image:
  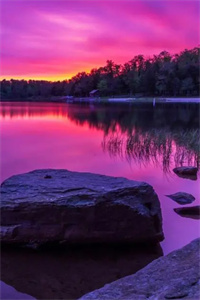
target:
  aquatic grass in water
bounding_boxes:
[102,127,199,173]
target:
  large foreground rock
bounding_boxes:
[79,238,200,300]
[0,169,163,246]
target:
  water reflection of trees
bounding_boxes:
[67,103,200,172]
[1,102,199,172]
[0,102,69,119]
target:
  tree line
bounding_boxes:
[1,47,199,100]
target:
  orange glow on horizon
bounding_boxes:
[0,67,93,82]
[0,75,71,82]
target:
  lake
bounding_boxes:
[0,101,200,299]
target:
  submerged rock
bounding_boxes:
[166,192,195,205]
[0,169,163,246]
[79,238,200,300]
[1,243,163,299]
[174,206,200,220]
[173,166,198,180]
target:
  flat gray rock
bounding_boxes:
[79,238,200,300]
[173,166,198,180]
[0,169,163,246]
[166,192,195,205]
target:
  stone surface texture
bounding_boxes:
[166,192,195,205]
[0,169,163,245]
[79,238,200,300]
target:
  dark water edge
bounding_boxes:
[1,243,162,300]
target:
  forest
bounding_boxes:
[1,47,199,100]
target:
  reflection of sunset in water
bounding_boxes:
[1,102,200,255]
[0,102,69,120]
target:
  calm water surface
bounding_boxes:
[1,101,200,253]
[0,101,200,299]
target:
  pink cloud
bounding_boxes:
[1,0,199,80]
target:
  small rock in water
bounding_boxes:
[174,206,200,220]
[166,192,195,205]
[173,166,198,180]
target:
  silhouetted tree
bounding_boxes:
[1,47,199,100]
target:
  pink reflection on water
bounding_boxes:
[0,102,200,254]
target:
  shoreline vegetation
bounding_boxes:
[1,47,199,101]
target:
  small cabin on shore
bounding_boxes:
[89,89,100,98]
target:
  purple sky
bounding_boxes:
[1,0,199,81]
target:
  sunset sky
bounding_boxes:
[1,0,199,81]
